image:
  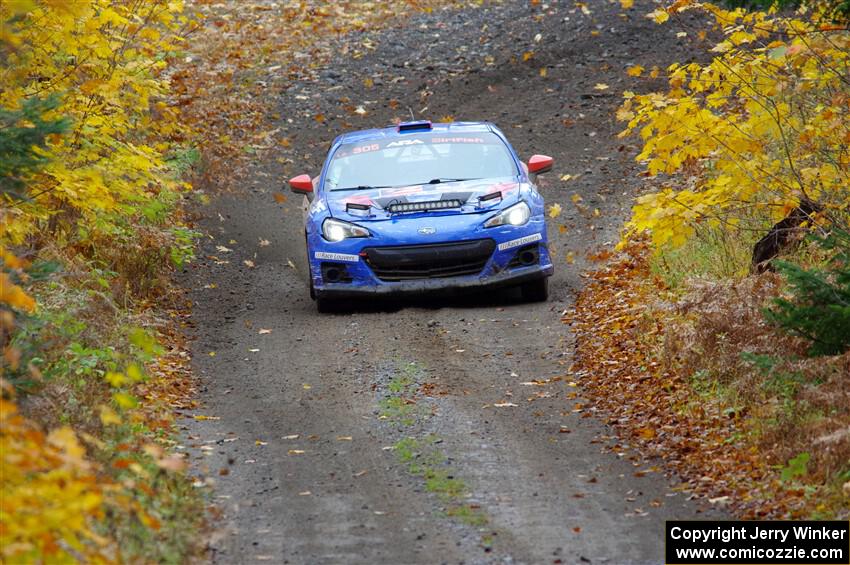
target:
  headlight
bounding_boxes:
[322,218,370,242]
[484,201,531,228]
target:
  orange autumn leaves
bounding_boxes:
[567,241,794,518]
[1,393,115,563]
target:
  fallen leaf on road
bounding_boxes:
[493,402,518,407]
[282,434,299,440]
[216,245,232,253]
[156,455,188,472]
[298,491,311,496]
[259,238,270,246]
[258,329,272,334]
[336,436,353,441]
[249,348,260,352]
[594,83,609,90]
[548,203,562,218]
[255,440,267,446]
[288,449,305,455]
[243,259,255,268]
[193,415,220,421]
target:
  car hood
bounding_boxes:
[324,178,523,222]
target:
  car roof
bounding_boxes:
[336,121,497,144]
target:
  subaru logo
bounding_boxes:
[418,227,436,235]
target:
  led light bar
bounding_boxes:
[387,199,463,214]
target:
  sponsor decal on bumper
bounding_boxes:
[315,251,360,262]
[497,232,543,251]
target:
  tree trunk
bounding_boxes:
[751,198,820,273]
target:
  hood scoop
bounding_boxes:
[345,201,373,218]
[386,199,463,215]
[477,191,502,208]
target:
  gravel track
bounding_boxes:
[181,2,718,563]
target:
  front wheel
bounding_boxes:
[520,277,549,302]
[315,296,337,313]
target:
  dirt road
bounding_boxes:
[181,2,717,563]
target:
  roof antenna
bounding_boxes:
[407,107,415,121]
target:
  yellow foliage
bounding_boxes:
[620,2,850,249]
[0,0,191,246]
[0,2,194,561]
[0,393,117,563]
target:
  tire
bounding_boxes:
[315,296,337,313]
[520,277,549,302]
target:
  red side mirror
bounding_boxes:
[528,155,554,175]
[289,174,313,194]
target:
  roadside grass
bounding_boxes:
[570,239,849,519]
[649,224,756,289]
[5,199,205,562]
[381,363,489,528]
[0,30,202,560]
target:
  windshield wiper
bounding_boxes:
[330,184,395,192]
[423,177,482,184]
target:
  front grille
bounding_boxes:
[363,239,495,281]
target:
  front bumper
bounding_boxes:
[315,263,553,298]
[307,217,553,298]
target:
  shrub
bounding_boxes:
[766,230,850,356]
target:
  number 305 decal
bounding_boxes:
[352,144,379,154]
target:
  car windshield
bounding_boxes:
[324,131,518,192]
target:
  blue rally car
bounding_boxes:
[288,120,555,312]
